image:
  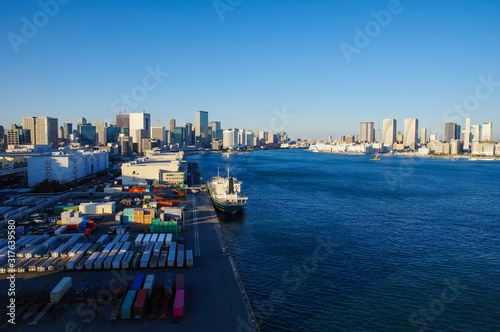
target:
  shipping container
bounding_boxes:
[66,252,85,270]
[96,234,110,245]
[175,274,184,290]
[121,251,135,269]
[167,250,176,268]
[150,234,159,243]
[50,277,72,303]
[158,253,168,268]
[186,250,193,268]
[121,290,137,319]
[134,234,144,245]
[143,234,152,244]
[177,246,184,268]
[143,274,155,298]
[133,289,148,319]
[120,234,131,242]
[132,274,145,290]
[85,252,100,269]
[173,289,184,318]
[51,243,70,257]
[131,252,142,268]
[75,256,88,270]
[68,243,84,257]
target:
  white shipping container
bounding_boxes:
[120,234,130,242]
[167,250,175,267]
[176,249,184,268]
[150,234,159,243]
[143,234,152,244]
[158,234,166,245]
[143,274,155,298]
[186,250,193,268]
[50,277,72,303]
[85,252,100,269]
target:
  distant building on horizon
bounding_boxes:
[382,119,397,146]
[481,122,492,141]
[420,128,427,144]
[464,117,471,151]
[22,116,58,148]
[359,122,375,143]
[403,118,418,149]
[195,111,209,147]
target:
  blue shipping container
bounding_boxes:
[131,274,145,290]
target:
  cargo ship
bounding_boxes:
[207,168,248,214]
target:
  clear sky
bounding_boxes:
[1,0,499,140]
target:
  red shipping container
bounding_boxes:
[173,290,184,318]
[133,289,148,319]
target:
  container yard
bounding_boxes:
[0,162,258,332]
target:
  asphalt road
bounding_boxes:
[0,162,258,332]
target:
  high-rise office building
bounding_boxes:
[382,119,397,145]
[223,129,238,149]
[129,111,151,152]
[183,123,194,146]
[359,122,375,143]
[106,126,121,144]
[169,118,176,144]
[471,125,481,141]
[481,122,492,141]
[79,124,96,147]
[245,130,255,147]
[195,111,209,146]
[208,121,222,140]
[63,122,72,140]
[94,121,108,146]
[116,114,130,135]
[151,126,166,146]
[403,118,418,149]
[444,122,458,143]
[464,118,471,150]
[173,127,185,145]
[6,126,31,146]
[420,128,427,144]
[22,116,58,148]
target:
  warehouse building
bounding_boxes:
[121,152,186,186]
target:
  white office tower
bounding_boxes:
[464,118,471,150]
[382,119,397,146]
[481,122,492,141]
[223,129,238,149]
[404,118,419,149]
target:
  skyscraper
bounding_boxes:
[116,114,130,135]
[420,128,427,144]
[382,119,397,146]
[79,124,96,147]
[151,126,166,146]
[183,123,194,146]
[481,122,492,141]
[403,118,418,149]
[471,125,481,142]
[94,121,108,146]
[63,122,73,140]
[464,118,471,150]
[208,121,222,140]
[444,122,457,143]
[359,122,375,142]
[129,111,151,152]
[22,116,58,148]
[195,111,209,146]
[169,118,176,144]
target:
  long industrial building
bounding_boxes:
[27,151,109,187]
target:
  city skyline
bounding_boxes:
[1,1,499,139]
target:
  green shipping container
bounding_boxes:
[121,290,137,319]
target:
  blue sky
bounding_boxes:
[1,0,499,140]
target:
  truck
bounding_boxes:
[121,290,137,319]
[186,250,193,268]
[50,277,72,303]
[133,289,148,319]
[131,274,145,290]
[167,250,176,268]
[75,282,89,301]
[143,274,155,298]
[173,289,184,318]
[158,253,168,268]
[165,273,175,296]
[140,242,154,268]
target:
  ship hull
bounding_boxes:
[211,199,245,214]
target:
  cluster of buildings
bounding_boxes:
[315,118,498,156]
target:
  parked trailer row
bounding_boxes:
[140,242,155,268]
[94,243,115,269]
[104,242,123,269]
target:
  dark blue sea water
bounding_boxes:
[190,150,500,332]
